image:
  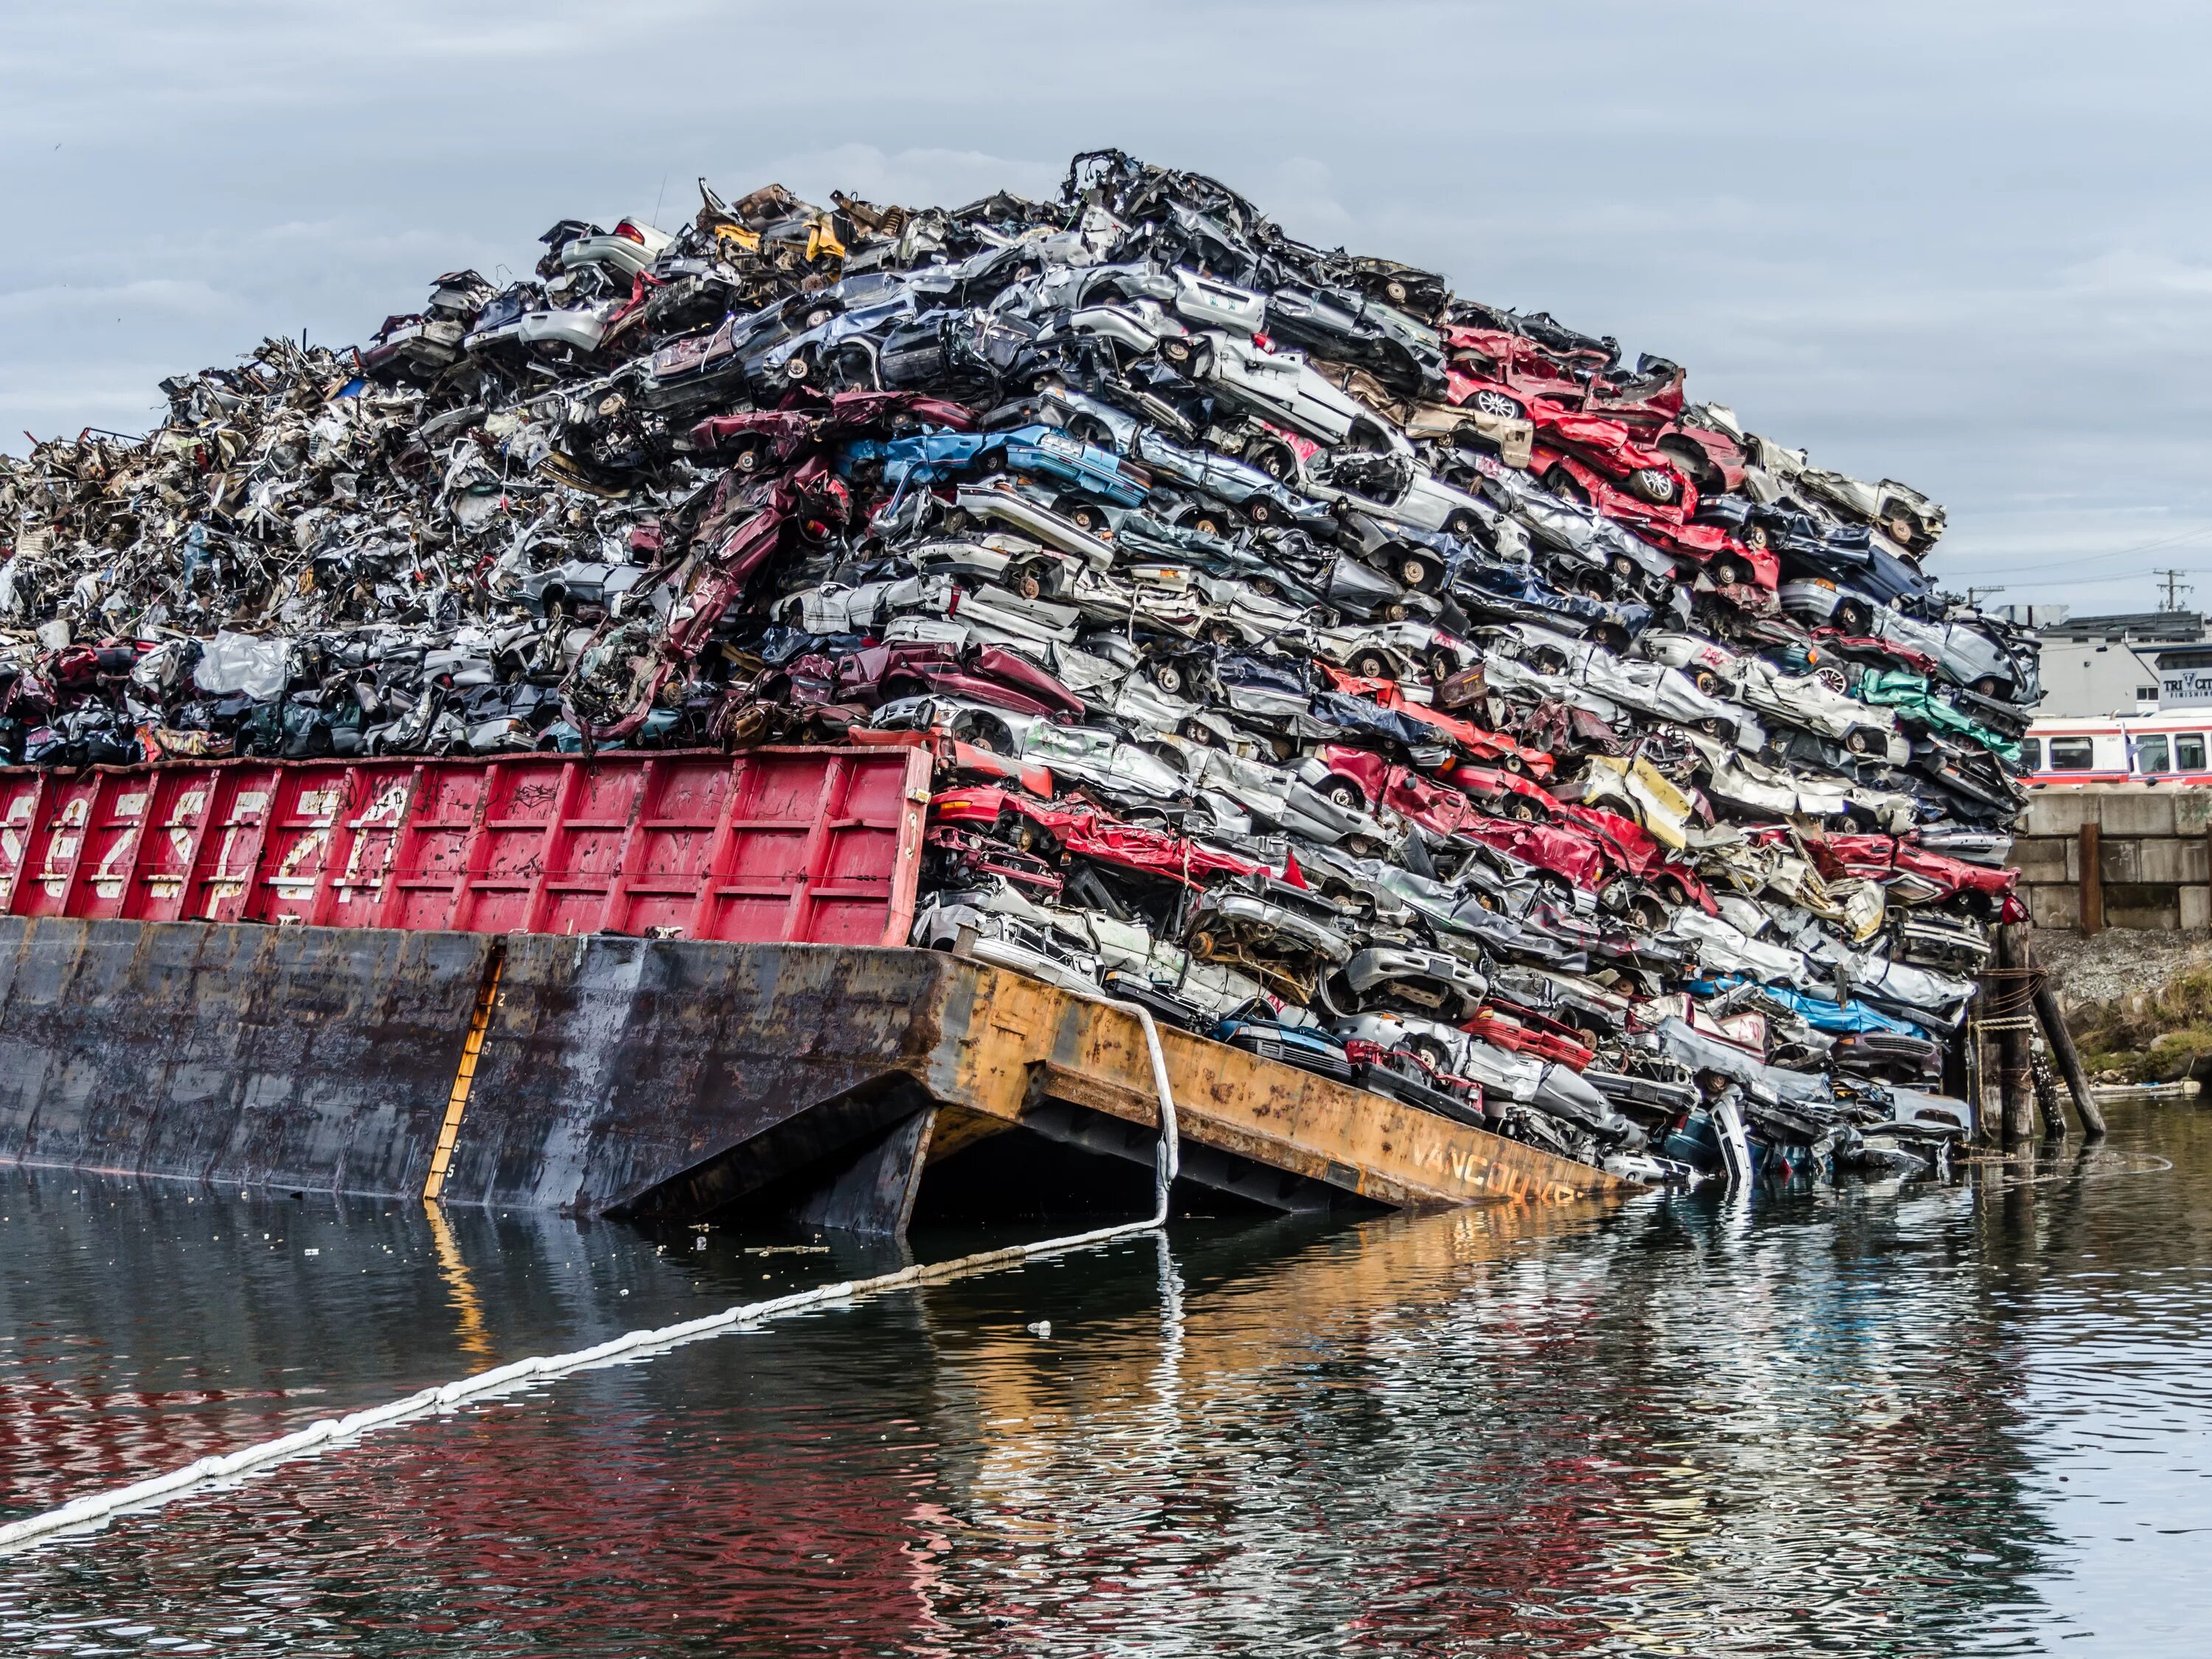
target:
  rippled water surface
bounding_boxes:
[4,1103,2210,1655]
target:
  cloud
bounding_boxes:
[4,0,2211,612]
[0,278,229,321]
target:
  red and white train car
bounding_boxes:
[2024,712,2212,785]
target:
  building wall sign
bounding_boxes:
[2159,667,2212,706]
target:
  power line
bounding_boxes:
[1947,523,2212,579]
[2004,567,2212,593]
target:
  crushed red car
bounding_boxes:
[930,787,1267,886]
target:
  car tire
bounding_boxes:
[1352,650,1390,678]
[1472,388,1521,421]
[976,447,1007,475]
[959,714,1014,755]
[1545,466,1588,504]
[1627,467,1677,504]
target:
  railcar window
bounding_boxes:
[2137,736,2171,774]
[2048,737,2096,771]
[2021,737,2042,769]
[2180,734,2208,771]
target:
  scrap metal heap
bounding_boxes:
[0,150,2038,1186]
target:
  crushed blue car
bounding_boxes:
[843,422,1148,507]
[1211,1016,1356,1085]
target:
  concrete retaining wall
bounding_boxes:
[2013,787,2212,931]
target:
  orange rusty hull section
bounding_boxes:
[920,958,1630,1209]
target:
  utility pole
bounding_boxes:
[1967,585,2006,608]
[2155,568,2193,611]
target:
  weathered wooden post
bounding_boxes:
[2015,931,2070,1138]
[1994,925,2036,1146]
[2031,964,2108,1138]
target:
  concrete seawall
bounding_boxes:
[2013,787,2212,931]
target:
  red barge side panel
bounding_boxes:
[0,746,931,948]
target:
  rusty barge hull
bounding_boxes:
[0,917,1630,1233]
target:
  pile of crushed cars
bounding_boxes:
[0,150,2037,1188]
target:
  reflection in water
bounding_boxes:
[1,1108,2208,1655]
[421,1200,495,1363]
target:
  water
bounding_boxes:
[2,1105,2208,1656]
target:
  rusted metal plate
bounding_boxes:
[443,936,951,1214]
[0,917,488,1194]
[924,959,1630,1206]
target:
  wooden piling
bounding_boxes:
[2031,964,2109,1138]
[1994,926,2036,1147]
[2014,931,2070,1138]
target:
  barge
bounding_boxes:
[0,747,1627,1237]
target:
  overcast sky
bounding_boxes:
[5,1,2209,616]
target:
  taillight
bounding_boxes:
[615,220,648,244]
